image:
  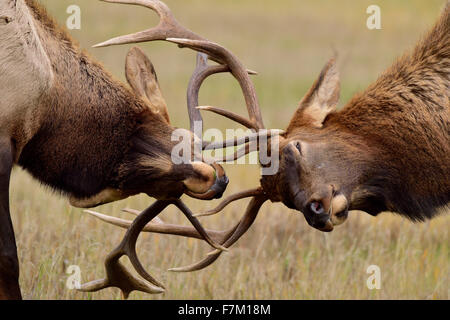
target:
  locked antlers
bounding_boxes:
[95,0,281,160]
[94,0,264,131]
[86,193,268,275]
[80,0,277,297]
[79,199,230,297]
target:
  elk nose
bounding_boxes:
[208,163,229,199]
[307,200,334,232]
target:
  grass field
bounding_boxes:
[10,0,449,299]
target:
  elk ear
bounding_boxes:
[289,58,340,129]
[125,47,170,123]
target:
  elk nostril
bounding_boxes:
[310,201,325,215]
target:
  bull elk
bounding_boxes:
[87,0,449,297]
[0,0,288,299]
[1,0,448,299]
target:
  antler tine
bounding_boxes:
[79,200,171,298]
[197,105,255,129]
[94,0,205,49]
[122,208,164,225]
[194,187,263,217]
[212,141,258,163]
[169,195,267,272]
[85,209,235,243]
[203,129,284,151]
[168,38,264,130]
[172,199,229,252]
[187,53,228,133]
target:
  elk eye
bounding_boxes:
[295,142,302,154]
[310,201,324,214]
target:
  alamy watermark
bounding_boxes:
[66,265,81,290]
[367,5,381,30]
[366,265,381,290]
[66,5,81,30]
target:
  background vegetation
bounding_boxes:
[11,0,449,299]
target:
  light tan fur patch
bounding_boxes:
[183,162,215,194]
[69,188,127,208]
[330,194,348,225]
[0,0,53,140]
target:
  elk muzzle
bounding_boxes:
[283,142,348,232]
[184,162,229,200]
[303,194,349,231]
[293,194,334,232]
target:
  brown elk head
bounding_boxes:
[261,58,352,232]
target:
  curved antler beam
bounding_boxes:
[79,199,229,298]
[93,0,265,131]
[167,38,264,130]
[79,200,170,298]
[169,195,268,272]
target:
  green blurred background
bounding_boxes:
[11,0,448,300]
[40,0,445,130]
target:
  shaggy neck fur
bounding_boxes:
[325,5,449,220]
[17,0,174,198]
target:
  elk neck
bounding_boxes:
[323,7,449,219]
[16,0,176,199]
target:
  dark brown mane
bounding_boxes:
[17,1,172,199]
[321,3,450,221]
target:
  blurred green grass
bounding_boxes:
[10,0,449,299]
[39,0,445,128]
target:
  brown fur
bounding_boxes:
[263,3,449,223]
[16,0,219,201]
[0,0,230,299]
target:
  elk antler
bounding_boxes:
[79,199,229,297]
[186,53,230,133]
[166,37,264,130]
[82,0,276,296]
[79,200,170,298]
[94,0,265,131]
[170,195,268,272]
[85,192,268,274]
[96,0,284,163]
